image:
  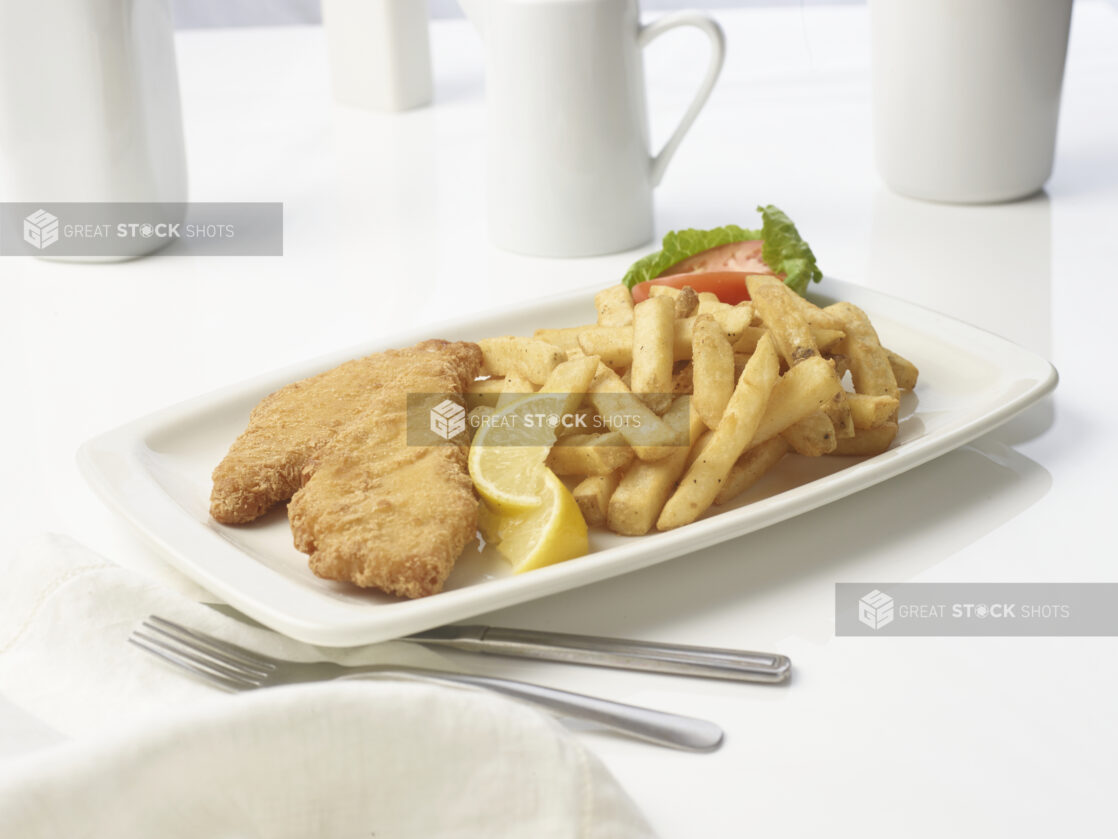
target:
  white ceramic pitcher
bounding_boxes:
[460,0,725,257]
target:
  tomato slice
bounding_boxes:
[662,240,769,277]
[630,240,781,304]
[631,271,771,305]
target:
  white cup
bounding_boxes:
[871,0,1073,204]
[465,0,725,257]
[0,0,187,260]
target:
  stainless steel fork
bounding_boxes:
[129,615,724,752]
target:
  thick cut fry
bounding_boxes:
[496,371,537,409]
[691,314,734,430]
[631,296,675,414]
[674,285,699,319]
[831,422,898,456]
[607,400,704,535]
[847,392,901,429]
[595,285,634,326]
[781,410,837,456]
[827,302,899,401]
[714,437,790,506]
[547,432,635,476]
[466,377,504,410]
[745,273,845,331]
[657,334,780,530]
[651,284,699,318]
[573,471,623,527]
[578,308,753,369]
[751,355,845,445]
[886,349,919,390]
[479,337,565,385]
[537,355,599,414]
[533,326,589,353]
[734,325,844,354]
[746,274,819,366]
[587,364,683,461]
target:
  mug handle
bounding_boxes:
[639,11,726,187]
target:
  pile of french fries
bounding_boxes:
[468,276,918,536]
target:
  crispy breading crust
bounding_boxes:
[286,341,483,598]
[210,340,463,524]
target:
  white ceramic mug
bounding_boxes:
[871,0,1073,204]
[0,0,187,260]
[461,0,725,257]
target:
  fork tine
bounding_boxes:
[146,615,277,673]
[128,635,256,692]
[139,623,272,681]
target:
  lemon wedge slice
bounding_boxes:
[485,469,588,574]
[468,394,563,514]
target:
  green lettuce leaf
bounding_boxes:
[756,204,822,297]
[620,205,822,297]
[621,224,760,290]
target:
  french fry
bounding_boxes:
[847,392,900,429]
[466,377,504,410]
[826,302,899,401]
[746,273,845,330]
[537,355,598,412]
[479,336,565,385]
[746,274,819,366]
[780,410,837,456]
[751,355,845,445]
[691,314,734,430]
[587,364,683,461]
[631,296,675,414]
[831,422,898,456]
[577,308,753,368]
[573,471,623,528]
[674,285,699,319]
[651,285,699,318]
[749,276,852,437]
[697,297,732,315]
[547,432,635,476]
[533,326,588,353]
[496,371,537,409]
[714,436,790,506]
[886,348,919,390]
[733,325,844,354]
[607,399,704,535]
[595,285,634,326]
[657,334,780,530]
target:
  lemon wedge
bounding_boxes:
[484,469,588,573]
[467,394,562,514]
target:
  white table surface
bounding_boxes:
[3,4,1118,836]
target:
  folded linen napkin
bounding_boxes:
[0,535,656,838]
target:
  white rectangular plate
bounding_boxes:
[78,279,1056,646]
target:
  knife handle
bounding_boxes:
[420,626,791,684]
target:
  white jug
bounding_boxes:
[0,0,187,260]
[460,0,725,257]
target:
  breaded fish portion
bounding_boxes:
[288,341,483,598]
[210,340,474,524]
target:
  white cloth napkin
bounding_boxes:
[0,535,656,838]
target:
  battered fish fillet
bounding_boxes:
[288,341,483,599]
[210,340,471,524]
